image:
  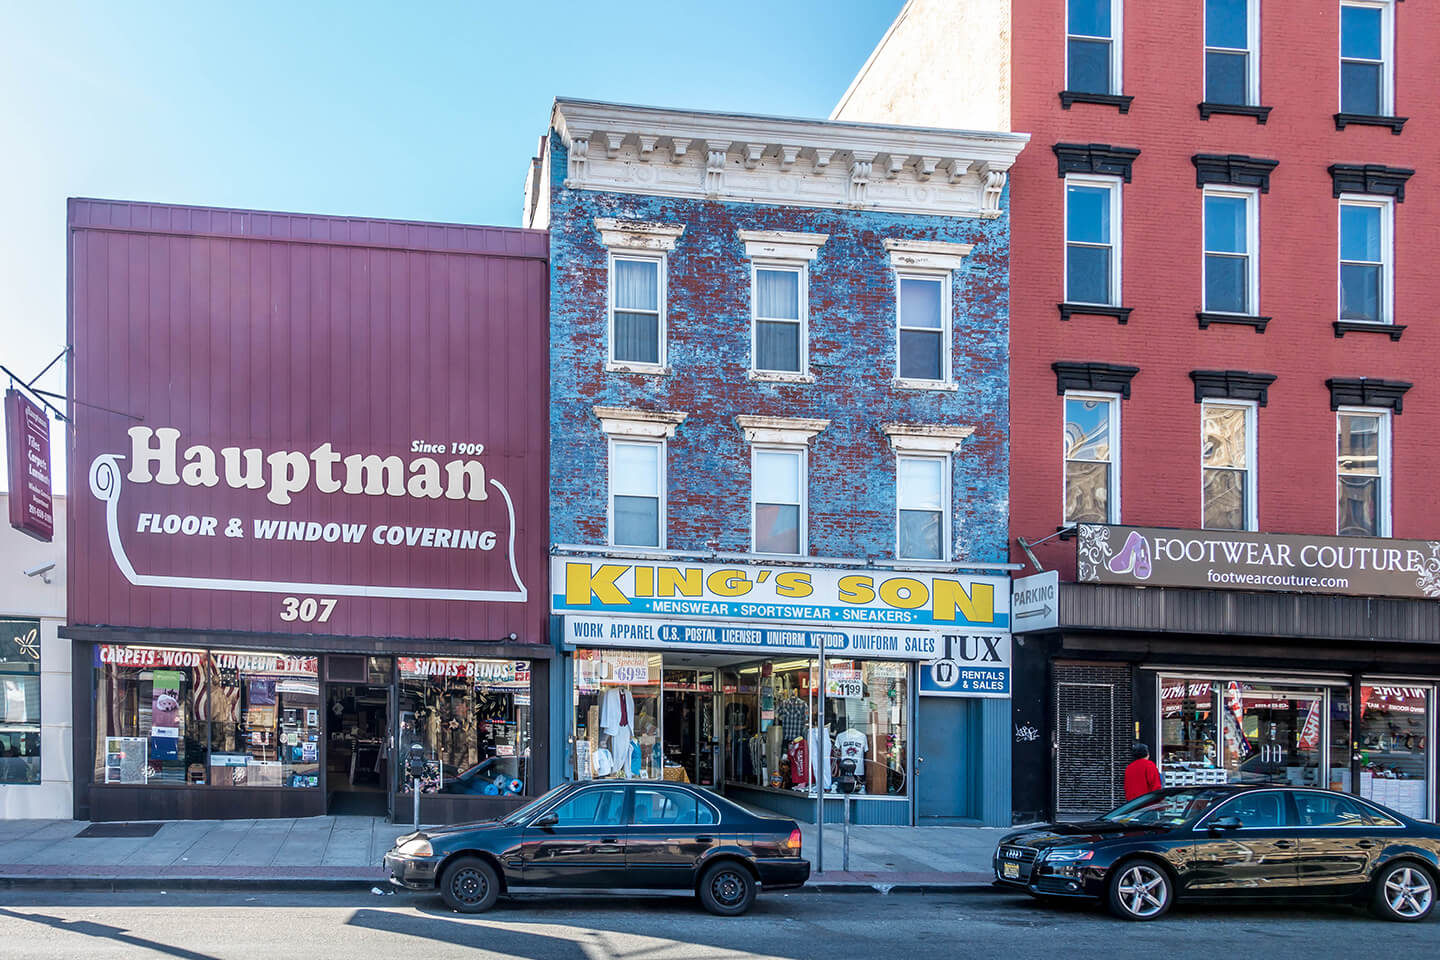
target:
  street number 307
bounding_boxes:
[280,597,337,622]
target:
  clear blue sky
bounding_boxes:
[0,0,902,491]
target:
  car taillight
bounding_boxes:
[784,828,802,855]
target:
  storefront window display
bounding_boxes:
[94,645,320,788]
[397,658,532,797]
[0,618,42,785]
[94,645,208,785]
[1358,685,1431,820]
[573,650,662,780]
[208,652,320,788]
[1160,676,1332,788]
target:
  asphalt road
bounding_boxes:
[0,888,1433,959]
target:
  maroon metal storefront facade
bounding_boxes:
[66,199,551,821]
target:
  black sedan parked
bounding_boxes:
[384,780,809,915]
[994,785,1439,922]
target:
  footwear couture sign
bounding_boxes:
[1078,523,1440,600]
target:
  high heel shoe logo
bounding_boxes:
[1106,530,1153,580]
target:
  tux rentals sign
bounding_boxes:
[1077,523,1440,601]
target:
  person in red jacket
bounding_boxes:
[1123,742,1163,800]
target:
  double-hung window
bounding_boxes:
[1337,410,1390,537]
[610,255,663,367]
[610,439,664,548]
[1064,393,1119,524]
[1065,178,1120,306]
[1340,1,1394,116]
[1205,0,1258,105]
[897,456,948,561]
[1067,0,1122,95]
[896,274,949,383]
[753,448,805,555]
[1201,402,1256,531]
[753,265,804,374]
[1203,189,1258,315]
[1339,198,1392,325]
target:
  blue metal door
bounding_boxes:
[917,698,972,821]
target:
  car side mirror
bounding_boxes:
[1208,816,1242,834]
[532,812,559,829]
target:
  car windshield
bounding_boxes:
[1100,789,1232,826]
[499,785,570,825]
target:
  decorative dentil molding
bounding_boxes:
[734,415,831,445]
[594,218,685,252]
[881,422,976,454]
[553,98,1029,220]
[593,406,688,439]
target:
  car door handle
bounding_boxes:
[1273,840,1297,849]
[695,836,714,843]
[599,836,620,844]
[1357,840,1379,849]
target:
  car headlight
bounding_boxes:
[1043,848,1094,862]
[397,837,433,857]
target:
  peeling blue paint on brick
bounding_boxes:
[547,133,1012,565]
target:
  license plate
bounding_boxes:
[1002,862,1020,880]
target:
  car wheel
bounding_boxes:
[698,861,756,917]
[1372,862,1435,922]
[440,856,500,914]
[1107,860,1172,921]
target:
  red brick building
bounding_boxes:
[838,1,1440,823]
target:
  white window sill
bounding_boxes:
[606,361,672,376]
[748,370,816,384]
[892,378,958,392]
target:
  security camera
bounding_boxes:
[24,562,56,584]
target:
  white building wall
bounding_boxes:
[0,494,71,819]
[831,0,1012,132]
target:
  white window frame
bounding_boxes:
[1065,0,1124,95]
[750,261,808,376]
[1335,406,1392,538]
[1339,0,1395,116]
[1199,400,1259,532]
[893,270,953,387]
[607,252,666,371]
[1063,175,1123,307]
[895,454,951,562]
[1337,195,1394,326]
[1062,390,1122,525]
[750,445,807,557]
[607,437,666,549]
[1203,0,1261,105]
[1201,186,1260,316]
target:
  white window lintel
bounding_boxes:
[884,238,975,272]
[738,229,829,262]
[883,422,975,454]
[595,218,685,252]
[735,415,830,446]
[594,405,688,439]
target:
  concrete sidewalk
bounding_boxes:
[0,816,1003,891]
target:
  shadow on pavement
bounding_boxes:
[0,907,223,960]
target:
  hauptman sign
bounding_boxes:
[67,199,550,640]
[1078,523,1440,601]
[5,388,53,542]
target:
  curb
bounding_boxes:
[0,875,1003,895]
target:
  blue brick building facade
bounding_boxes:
[528,100,1027,826]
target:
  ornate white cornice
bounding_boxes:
[883,238,975,271]
[735,415,831,445]
[594,218,685,251]
[882,422,976,453]
[737,229,829,261]
[593,406,688,439]
[553,98,1028,219]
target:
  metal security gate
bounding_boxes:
[1054,665,1132,820]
